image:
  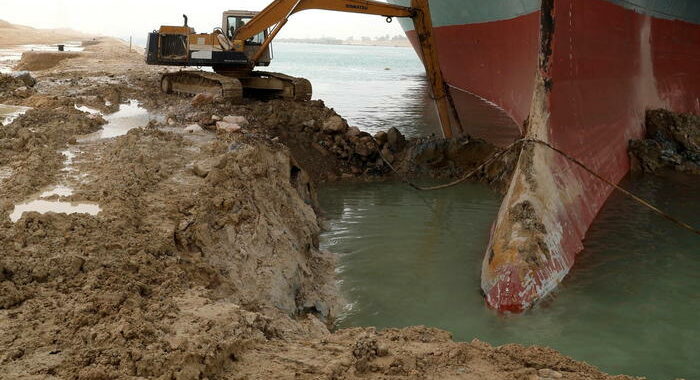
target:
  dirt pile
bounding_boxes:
[134,96,517,190]
[0,119,338,377]
[0,72,36,99]
[16,51,83,71]
[247,99,516,187]
[0,103,104,203]
[629,109,700,174]
[234,327,637,379]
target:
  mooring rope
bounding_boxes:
[372,137,700,236]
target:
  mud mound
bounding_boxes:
[0,105,104,204]
[147,97,516,188]
[629,109,700,174]
[233,327,638,379]
[15,51,82,71]
[243,99,514,184]
[0,72,36,99]
[0,124,338,378]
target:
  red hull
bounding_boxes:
[407,12,540,146]
[409,0,700,311]
[486,0,700,312]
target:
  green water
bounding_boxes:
[269,42,440,137]
[320,176,700,380]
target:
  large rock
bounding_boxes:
[184,124,203,134]
[192,155,225,178]
[223,115,249,127]
[354,142,372,157]
[13,86,32,98]
[322,115,347,133]
[386,127,406,152]
[346,126,361,137]
[380,146,394,164]
[10,71,36,87]
[216,121,241,133]
[374,131,388,145]
[191,93,214,107]
[646,108,700,152]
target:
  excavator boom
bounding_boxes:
[234,0,414,42]
[234,0,461,138]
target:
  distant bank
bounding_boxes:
[277,37,411,48]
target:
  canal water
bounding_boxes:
[268,43,700,379]
[269,42,440,137]
[319,176,700,380]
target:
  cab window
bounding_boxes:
[227,16,265,44]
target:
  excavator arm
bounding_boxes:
[235,0,462,138]
[235,0,414,41]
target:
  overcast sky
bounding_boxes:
[1,0,405,43]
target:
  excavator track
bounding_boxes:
[252,71,313,101]
[160,71,243,102]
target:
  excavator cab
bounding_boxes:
[145,10,311,103]
[222,10,271,66]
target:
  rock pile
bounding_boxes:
[136,93,517,188]
[629,109,700,174]
[236,99,517,187]
[0,72,36,99]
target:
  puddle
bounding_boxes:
[78,100,159,141]
[61,150,76,166]
[74,104,101,115]
[0,49,22,73]
[9,183,99,222]
[0,104,31,126]
[40,185,74,197]
[9,199,101,222]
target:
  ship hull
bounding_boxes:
[393,0,700,311]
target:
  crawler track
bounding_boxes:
[161,71,244,102]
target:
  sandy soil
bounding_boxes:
[0,22,640,379]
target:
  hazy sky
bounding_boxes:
[1,0,405,42]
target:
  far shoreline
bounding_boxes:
[276,39,412,48]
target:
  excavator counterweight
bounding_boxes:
[145,0,460,138]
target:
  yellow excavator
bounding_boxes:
[145,0,459,137]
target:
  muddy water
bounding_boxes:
[0,104,31,125]
[320,175,700,379]
[6,100,156,222]
[9,199,101,222]
[78,100,158,141]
